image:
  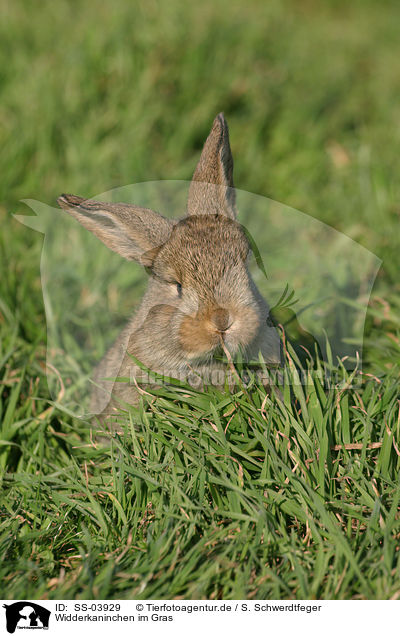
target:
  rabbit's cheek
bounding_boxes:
[227,307,260,348]
[179,315,220,356]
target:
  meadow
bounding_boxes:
[1,0,400,599]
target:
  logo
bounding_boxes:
[3,603,50,634]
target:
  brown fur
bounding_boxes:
[57,113,280,417]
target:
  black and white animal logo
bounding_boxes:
[3,602,50,634]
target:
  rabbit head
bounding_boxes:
[148,213,261,360]
[57,114,280,407]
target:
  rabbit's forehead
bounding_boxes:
[156,215,249,285]
[172,215,248,257]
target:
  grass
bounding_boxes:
[1,0,400,599]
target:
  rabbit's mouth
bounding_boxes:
[178,307,259,361]
[182,342,233,367]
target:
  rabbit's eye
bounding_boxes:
[176,282,182,298]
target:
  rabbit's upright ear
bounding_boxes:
[187,112,237,219]
[57,195,173,266]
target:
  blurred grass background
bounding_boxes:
[2,0,400,324]
[1,0,400,600]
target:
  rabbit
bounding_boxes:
[57,113,281,417]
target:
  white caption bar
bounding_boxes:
[1,600,395,636]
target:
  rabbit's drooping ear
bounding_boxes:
[187,112,237,219]
[57,194,173,266]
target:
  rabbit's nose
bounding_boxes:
[210,308,231,332]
